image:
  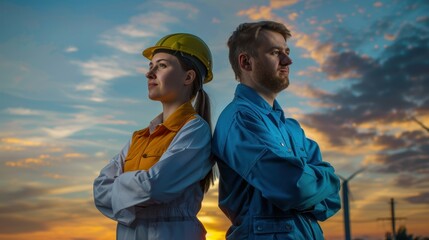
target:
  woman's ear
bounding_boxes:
[238,53,252,71]
[184,70,196,86]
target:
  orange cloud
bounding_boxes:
[270,0,298,8]
[384,33,396,41]
[0,217,116,240]
[43,173,66,179]
[287,83,330,99]
[306,100,336,109]
[49,185,92,195]
[237,6,275,20]
[359,114,429,135]
[1,137,43,147]
[63,153,87,158]
[288,12,299,21]
[296,66,321,77]
[235,1,337,69]
[5,154,51,168]
[295,32,335,64]
[237,0,298,21]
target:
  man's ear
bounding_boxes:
[184,70,196,85]
[238,53,252,71]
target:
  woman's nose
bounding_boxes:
[146,68,156,79]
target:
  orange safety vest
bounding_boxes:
[123,102,197,171]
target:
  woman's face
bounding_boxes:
[145,52,190,103]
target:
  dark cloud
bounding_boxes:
[304,112,376,146]
[0,216,49,234]
[373,134,406,149]
[306,17,429,131]
[0,187,99,221]
[0,185,49,202]
[404,191,429,204]
[321,51,376,80]
[373,148,429,174]
[394,174,429,188]
[321,23,429,123]
[303,12,429,180]
[0,200,58,214]
[368,131,429,174]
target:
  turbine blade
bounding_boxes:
[348,167,366,181]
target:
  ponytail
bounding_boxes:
[194,89,211,130]
[171,50,218,192]
[194,88,217,193]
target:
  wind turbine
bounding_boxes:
[410,116,429,133]
[338,168,366,240]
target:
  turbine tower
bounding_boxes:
[338,168,365,240]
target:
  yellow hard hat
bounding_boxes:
[142,33,213,83]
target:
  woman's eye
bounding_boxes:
[158,63,167,68]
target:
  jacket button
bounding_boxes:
[142,154,147,158]
[285,225,292,231]
[256,226,262,231]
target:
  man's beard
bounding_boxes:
[254,65,290,94]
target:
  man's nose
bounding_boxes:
[280,53,292,66]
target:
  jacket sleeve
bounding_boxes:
[219,111,340,212]
[303,135,341,221]
[110,117,212,225]
[93,139,130,220]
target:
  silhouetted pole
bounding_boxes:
[377,198,406,240]
[338,168,365,240]
[391,198,396,240]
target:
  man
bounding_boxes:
[212,21,341,240]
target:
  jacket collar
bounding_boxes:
[149,101,196,134]
[235,84,285,122]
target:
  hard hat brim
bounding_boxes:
[142,46,213,83]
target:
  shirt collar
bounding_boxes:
[235,84,285,122]
[149,101,196,133]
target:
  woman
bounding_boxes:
[93,33,215,240]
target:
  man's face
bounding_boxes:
[251,30,292,94]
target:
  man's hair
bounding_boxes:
[227,21,291,80]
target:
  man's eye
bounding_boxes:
[272,50,280,55]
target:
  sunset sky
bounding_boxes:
[1,0,428,240]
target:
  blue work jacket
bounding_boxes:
[212,84,341,240]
